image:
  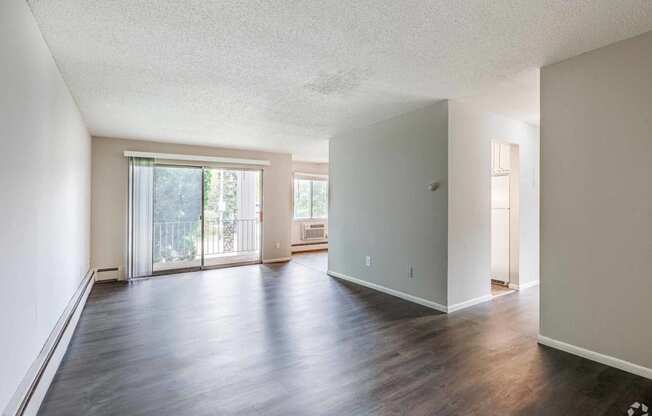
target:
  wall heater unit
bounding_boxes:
[95,267,120,282]
[301,223,327,241]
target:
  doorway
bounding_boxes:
[490,141,518,296]
[152,165,203,272]
[202,168,262,268]
[151,165,262,274]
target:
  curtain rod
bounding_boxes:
[123,151,271,166]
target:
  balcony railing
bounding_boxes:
[153,218,260,264]
[204,218,260,255]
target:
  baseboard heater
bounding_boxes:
[95,267,120,282]
[3,269,95,416]
[291,241,328,247]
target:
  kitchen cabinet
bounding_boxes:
[491,142,511,175]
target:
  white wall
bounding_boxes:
[91,137,293,275]
[329,101,449,306]
[0,0,91,410]
[508,144,521,286]
[291,161,329,246]
[541,31,652,369]
[448,101,540,306]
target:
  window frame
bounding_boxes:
[293,175,328,220]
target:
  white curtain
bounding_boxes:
[127,157,153,278]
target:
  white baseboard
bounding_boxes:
[262,257,291,264]
[447,294,493,313]
[327,270,447,313]
[508,280,539,290]
[3,269,95,416]
[538,335,652,380]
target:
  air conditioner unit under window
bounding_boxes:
[301,223,327,241]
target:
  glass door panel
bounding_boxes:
[152,165,203,272]
[203,168,262,267]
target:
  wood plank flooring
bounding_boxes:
[39,252,652,415]
[491,282,515,297]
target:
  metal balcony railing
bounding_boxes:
[153,218,260,263]
[204,218,260,255]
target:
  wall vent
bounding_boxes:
[95,267,120,282]
[301,223,327,241]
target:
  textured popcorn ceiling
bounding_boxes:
[27,0,652,161]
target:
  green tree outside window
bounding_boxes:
[293,178,328,219]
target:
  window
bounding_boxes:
[293,177,328,219]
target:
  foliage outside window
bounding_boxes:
[293,177,328,219]
[153,166,203,263]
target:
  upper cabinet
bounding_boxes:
[491,142,511,175]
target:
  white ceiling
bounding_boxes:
[28,1,652,162]
[456,68,541,126]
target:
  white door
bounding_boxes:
[491,176,510,283]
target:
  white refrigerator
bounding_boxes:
[491,175,510,284]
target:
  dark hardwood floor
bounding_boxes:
[289,249,328,272]
[39,252,652,415]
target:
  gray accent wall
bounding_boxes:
[329,101,450,306]
[541,31,652,369]
[329,99,540,310]
[0,0,91,410]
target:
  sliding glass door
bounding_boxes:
[203,168,262,267]
[152,165,203,272]
[148,165,262,274]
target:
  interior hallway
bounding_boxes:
[39,252,652,415]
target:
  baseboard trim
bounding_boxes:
[3,269,95,416]
[327,270,447,313]
[291,241,328,247]
[262,257,292,264]
[508,280,540,290]
[537,335,652,380]
[447,294,493,313]
[291,244,328,253]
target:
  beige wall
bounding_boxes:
[540,31,652,369]
[292,161,328,176]
[91,137,293,276]
[448,101,540,306]
[0,0,91,410]
[291,161,329,246]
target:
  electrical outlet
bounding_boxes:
[365,256,371,267]
[275,242,280,249]
[408,266,414,278]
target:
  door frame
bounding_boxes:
[200,166,263,271]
